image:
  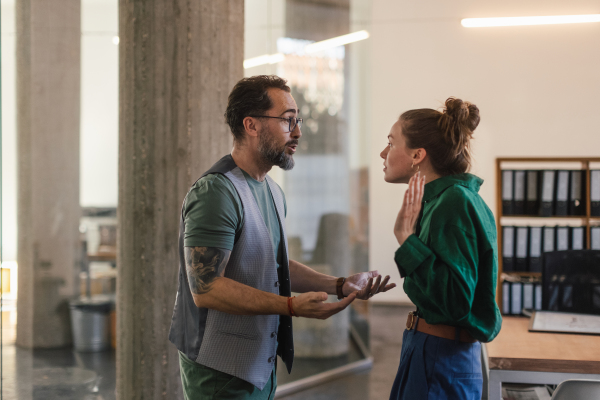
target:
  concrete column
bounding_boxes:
[117,1,243,398]
[16,0,81,349]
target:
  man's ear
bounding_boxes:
[242,116,260,139]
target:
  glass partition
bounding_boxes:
[245,0,372,392]
[1,0,371,397]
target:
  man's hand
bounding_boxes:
[344,271,396,300]
[292,291,357,319]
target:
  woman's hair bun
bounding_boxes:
[443,97,480,132]
[399,96,480,176]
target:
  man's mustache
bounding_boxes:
[286,140,299,147]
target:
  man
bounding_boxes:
[169,75,395,399]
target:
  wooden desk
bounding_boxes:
[484,316,600,400]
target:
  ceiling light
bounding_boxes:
[243,53,285,69]
[112,36,120,45]
[304,30,369,54]
[462,14,600,28]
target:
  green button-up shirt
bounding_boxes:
[395,173,502,342]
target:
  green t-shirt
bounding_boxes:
[183,170,286,270]
[394,173,502,343]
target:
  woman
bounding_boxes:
[382,98,502,400]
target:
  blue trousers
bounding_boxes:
[389,327,483,400]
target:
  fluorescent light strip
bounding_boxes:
[304,30,369,54]
[243,53,285,69]
[462,14,600,28]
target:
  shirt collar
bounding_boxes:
[423,173,483,202]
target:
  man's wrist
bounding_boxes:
[336,277,346,299]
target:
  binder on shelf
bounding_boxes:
[540,170,556,217]
[523,282,534,310]
[502,282,511,315]
[526,170,540,215]
[511,282,523,315]
[555,170,570,216]
[529,227,543,273]
[502,226,515,272]
[562,284,573,309]
[502,170,514,215]
[548,284,559,311]
[571,226,585,251]
[593,285,600,312]
[592,170,600,216]
[591,227,600,250]
[543,226,555,253]
[515,226,529,271]
[514,171,526,215]
[534,283,542,311]
[556,226,570,251]
[569,170,585,216]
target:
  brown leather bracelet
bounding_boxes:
[336,277,346,300]
[287,296,297,317]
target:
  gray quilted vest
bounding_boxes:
[168,155,294,390]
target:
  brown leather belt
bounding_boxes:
[406,311,477,343]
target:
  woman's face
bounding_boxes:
[380,120,416,184]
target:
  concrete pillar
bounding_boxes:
[16,0,81,349]
[117,1,243,398]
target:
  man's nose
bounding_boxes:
[292,124,302,138]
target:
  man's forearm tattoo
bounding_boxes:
[185,247,230,295]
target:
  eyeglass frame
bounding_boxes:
[248,115,303,133]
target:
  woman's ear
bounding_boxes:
[242,116,260,139]
[413,148,427,165]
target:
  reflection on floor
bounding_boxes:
[1,304,412,400]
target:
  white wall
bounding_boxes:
[369,0,600,303]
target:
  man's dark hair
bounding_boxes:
[225,75,291,143]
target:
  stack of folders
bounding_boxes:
[501,277,542,315]
[502,225,600,273]
[502,169,593,216]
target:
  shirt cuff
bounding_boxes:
[394,234,433,278]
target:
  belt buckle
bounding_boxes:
[406,311,417,330]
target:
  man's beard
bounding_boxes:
[257,128,298,171]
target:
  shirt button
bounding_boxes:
[271,331,277,338]
[274,281,280,287]
[268,356,275,363]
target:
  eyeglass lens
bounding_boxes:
[289,117,302,132]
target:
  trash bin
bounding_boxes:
[69,296,112,352]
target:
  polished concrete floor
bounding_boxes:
[1,304,413,400]
[279,304,411,400]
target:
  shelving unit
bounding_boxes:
[495,157,600,308]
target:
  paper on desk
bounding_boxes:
[531,311,600,335]
[502,384,552,400]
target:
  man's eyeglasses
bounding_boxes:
[249,115,303,133]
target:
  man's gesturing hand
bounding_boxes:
[344,271,396,300]
[292,291,357,320]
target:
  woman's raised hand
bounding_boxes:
[393,172,425,246]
